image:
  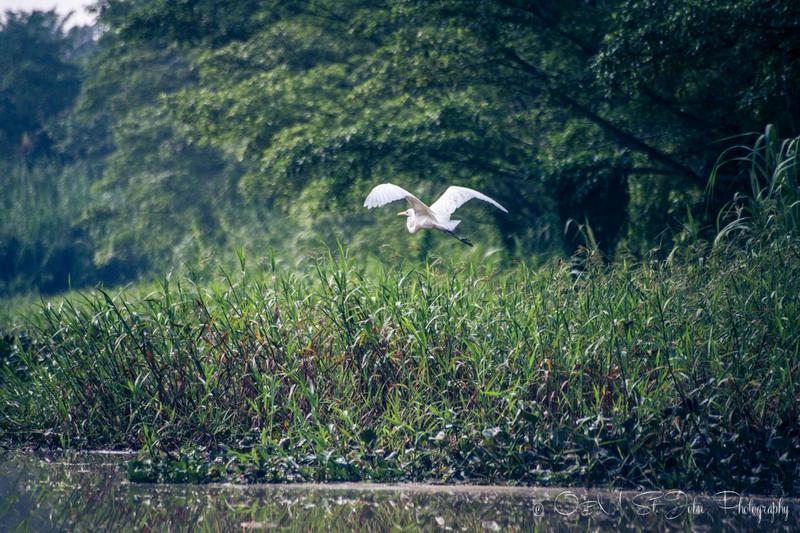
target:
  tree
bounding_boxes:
[80,0,800,258]
[0,10,85,161]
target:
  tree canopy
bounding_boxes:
[1,0,799,294]
[0,10,91,160]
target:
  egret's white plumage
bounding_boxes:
[363,183,508,246]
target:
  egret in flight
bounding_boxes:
[363,183,508,246]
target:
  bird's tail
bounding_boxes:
[445,219,461,231]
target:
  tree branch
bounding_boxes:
[502,48,705,185]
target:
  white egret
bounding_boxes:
[363,183,508,246]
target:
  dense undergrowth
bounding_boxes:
[1,131,799,495]
[1,234,798,493]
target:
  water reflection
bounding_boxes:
[1,451,798,531]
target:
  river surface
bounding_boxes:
[1,450,798,531]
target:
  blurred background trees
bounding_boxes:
[1,0,799,295]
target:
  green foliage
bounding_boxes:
[0,11,105,296]
[709,125,800,245]
[0,10,85,160]
[2,0,800,501]
[125,0,798,259]
[4,1,800,296]
[3,212,800,493]
[89,104,240,273]
[4,130,798,493]
[0,159,97,295]
[2,124,799,500]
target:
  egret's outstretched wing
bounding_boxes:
[363,183,431,215]
[429,186,508,217]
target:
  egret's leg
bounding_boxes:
[441,229,473,247]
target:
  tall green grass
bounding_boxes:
[708,124,800,244]
[0,159,99,295]
[1,129,799,494]
[2,238,798,492]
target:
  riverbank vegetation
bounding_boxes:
[1,1,799,496]
[3,130,800,494]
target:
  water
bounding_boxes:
[1,451,798,531]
